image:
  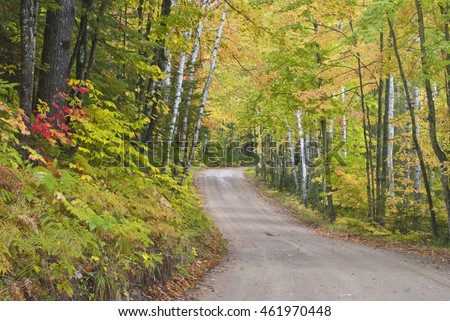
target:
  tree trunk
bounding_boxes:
[356,53,374,220]
[261,129,267,180]
[321,119,336,221]
[415,0,450,238]
[144,0,172,143]
[412,85,422,203]
[286,119,299,194]
[388,17,439,239]
[19,0,39,128]
[278,144,285,192]
[183,10,226,181]
[69,0,92,79]
[297,111,308,205]
[439,3,450,116]
[388,77,395,198]
[37,0,77,114]
[375,33,385,222]
[161,51,172,104]
[162,47,187,171]
[180,2,206,164]
[341,87,347,157]
[380,76,393,222]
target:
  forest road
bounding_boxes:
[192,167,450,300]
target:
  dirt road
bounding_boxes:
[193,168,450,300]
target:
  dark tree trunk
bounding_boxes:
[439,4,450,117]
[416,0,450,238]
[69,0,101,92]
[37,0,77,114]
[388,17,439,239]
[144,0,172,143]
[69,0,94,80]
[321,119,336,221]
[380,77,391,223]
[375,33,385,223]
[19,0,39,128]
[356,53,374,220]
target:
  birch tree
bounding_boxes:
[297,111,308,205]
[183,9,227,180]
[163,45,187,171]
[180,0,207,163]
[285,118,299,194]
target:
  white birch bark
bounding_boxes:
[305,131,311,165]
[286,119,300,194]
[162,37,188,171]
[162,51,172,104]
[341,87,347,157]
[329,119,334,139]
[180,1,206,160]
[388,76,395,197]
[297,111,308,204]
[183,9,226,178]
[432,83,438,98]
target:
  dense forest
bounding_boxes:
[0,0,225,300]
[205,0,450,242]
[0,0,449,300]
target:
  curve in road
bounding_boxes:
[193,168,450,300]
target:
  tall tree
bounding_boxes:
[388,17,439,238]
[144,0,172,143]
[37,0,77,113]
[183,9,227,180]
[296,111,308,205]
[285,118,299,194]
[69,0,99,81]
[19,0,39,127]
[375,33,385,222]
[414,0,450,237]
[180,0,207,163]
[321,118,336,221]
[163,46,187,171]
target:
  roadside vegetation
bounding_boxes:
[0,0,226,300]
[245,168,450,255]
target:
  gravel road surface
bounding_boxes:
[193,168,450,300]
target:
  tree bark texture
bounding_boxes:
[37,0,77,114]
[19,0,39,126]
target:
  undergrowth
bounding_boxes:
[0,82,220,300]
[0,163,219,300]
[244,168,450,248]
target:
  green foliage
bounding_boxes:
[331,217,392,237]
[0,82,218,301]
[0,158,218,300]
[0,99,27,168]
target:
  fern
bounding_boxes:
[33,171,59,192]
[0,189,15,204]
